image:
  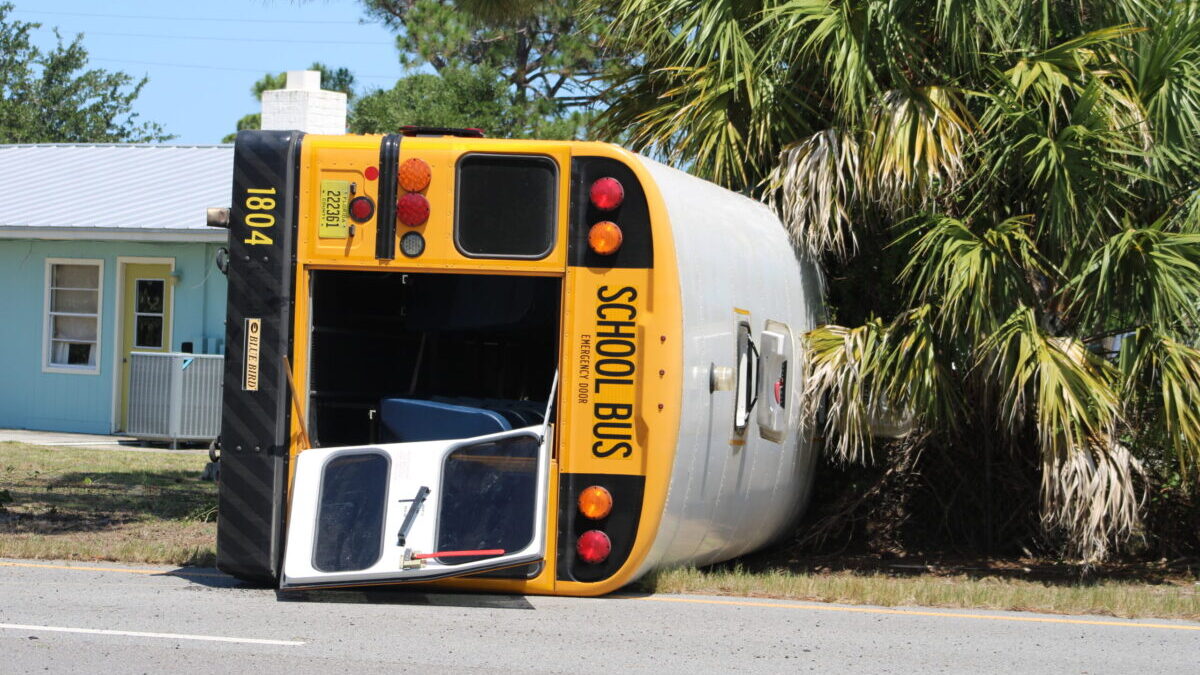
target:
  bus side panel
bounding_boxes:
[216,130,304,584]
[635,157,824,572]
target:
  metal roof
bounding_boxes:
[0,143,233,241]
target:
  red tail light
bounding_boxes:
[576,530,611,564]
[397,193,430,226]
[589,177,624,211]
[349,196,375,222]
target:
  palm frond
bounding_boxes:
[900,214,1049,336]
[802,319,887,464]
[802,307,957,463]
[766,129,861,258]
[1065,221,1200,334]
[1119,328,1200,482]
[761,0,881,123]
[864,87,975,207]
[1044,437,1145,562]
[979,306,1135,562]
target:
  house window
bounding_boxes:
[45,259,102,373]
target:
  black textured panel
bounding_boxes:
[568,157,654,269]
[555,473,645,583]
[217,129,304,585]
[375,134,401,260]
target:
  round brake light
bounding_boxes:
[349,196,375,222]
[590,177,624,211]
[576,530,611,564]
[397,193,430,226]
[578,485,613,520]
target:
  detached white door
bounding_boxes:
[281,427,550,588]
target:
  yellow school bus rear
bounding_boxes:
[254,131,683,595]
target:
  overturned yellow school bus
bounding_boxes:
[214,128,824,596]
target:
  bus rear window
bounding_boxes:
[455,154,557,259]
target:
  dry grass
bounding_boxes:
[3,443,1196,621]
[641,565,1200,621]
[0,442,216,566]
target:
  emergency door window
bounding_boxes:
[455,154,557,259]
[313,452,389,572]
[281,427,550,588]
[756,321,793,443]
[438,435,538,564]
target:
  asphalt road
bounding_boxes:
[1,559,1196,674]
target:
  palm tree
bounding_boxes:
[595,0,1200,561]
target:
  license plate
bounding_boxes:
[319,180,350,239]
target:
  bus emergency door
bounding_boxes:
[280,424,552,588]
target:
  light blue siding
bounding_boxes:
[0,239,227,433]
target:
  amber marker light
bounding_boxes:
[399,158,432,192]
[578,485,613,520]
[397,192,430,226]
[588,221,623,255]
[576,530,611,564]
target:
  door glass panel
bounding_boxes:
[437,434,539,564]
[133,279,166,348]
[135,316,163,348]
[136,279,164,313]
[314,452,389,572]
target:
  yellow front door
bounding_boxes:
[119,263,173,430]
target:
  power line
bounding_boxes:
[42,29,394,46]
[12,9,364,25]
[90,57,400,81]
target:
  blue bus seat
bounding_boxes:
[429,396,545,427]
[378,398,511,443]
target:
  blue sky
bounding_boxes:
[12,0,406,144]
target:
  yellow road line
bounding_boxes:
[626,595,1200,632]
[0,560,227,578]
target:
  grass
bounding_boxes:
[1,442,1196,621]
[639,564,1200,621]
[0,442,216,566]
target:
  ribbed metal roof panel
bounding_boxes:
[0,144,233,230]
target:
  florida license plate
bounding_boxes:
[319,180,350,239]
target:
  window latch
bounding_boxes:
[396,486,430,547]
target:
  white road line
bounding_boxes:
[0,623,305,646]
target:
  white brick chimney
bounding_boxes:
[260,70,347,134]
